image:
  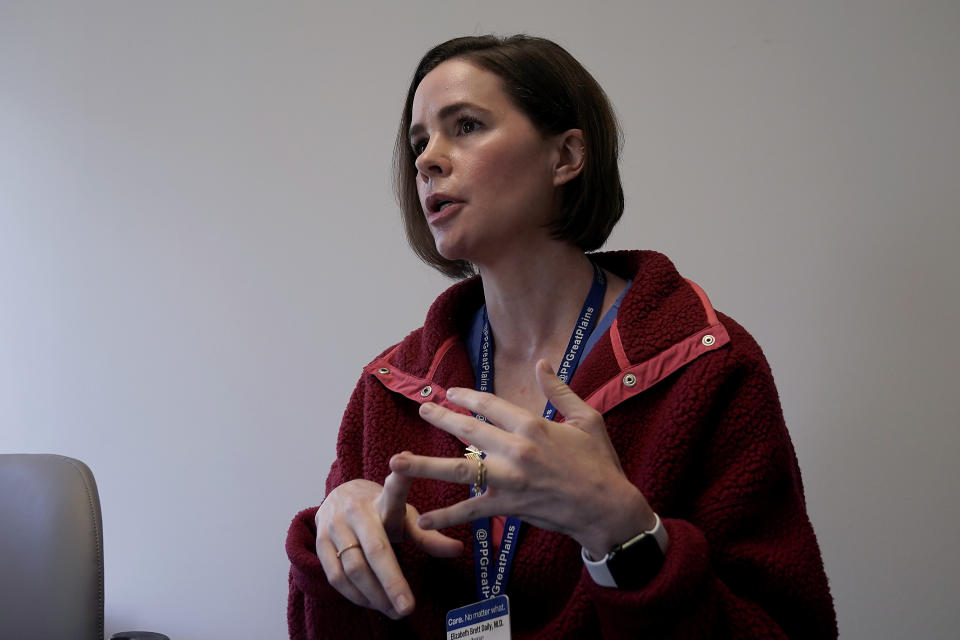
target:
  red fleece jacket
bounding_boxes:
[286,250,837,639]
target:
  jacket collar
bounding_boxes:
[365,250,729,417]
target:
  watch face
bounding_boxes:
[608,533,665,590]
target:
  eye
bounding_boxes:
[457,117,481,136]
[411,138,427,157]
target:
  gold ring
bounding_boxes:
[336,542,362,559]
[472,459,486,495]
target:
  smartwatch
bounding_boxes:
[581,513,669,589]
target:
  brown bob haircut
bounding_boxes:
[394,35,624,278]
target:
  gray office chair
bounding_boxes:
[0,454,167,640]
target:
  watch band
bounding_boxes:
[581,513,669,589]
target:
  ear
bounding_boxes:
[552,129,585,187]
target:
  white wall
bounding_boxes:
[2,1,957,638]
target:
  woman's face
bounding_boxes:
[409,58,561,266]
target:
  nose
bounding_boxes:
[414,136,451,180]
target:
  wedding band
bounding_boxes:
[472,459,486,495]
[336,542,362,559]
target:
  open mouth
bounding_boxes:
[426,193,462,214]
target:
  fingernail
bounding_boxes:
[396,594,410,613]
[391,455,409,471]
[418,514,433,529]
[446,387,460,398]
[419,403,433,416]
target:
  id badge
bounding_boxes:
[445,595,510,640]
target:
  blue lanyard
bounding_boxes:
[469,261,607,600]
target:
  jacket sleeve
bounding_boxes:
[584,351,837,639]
[285,375,397,639]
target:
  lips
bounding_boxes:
[425,192,464,215]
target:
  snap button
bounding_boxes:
[377,368,390,375]
[420,385,433,397]
[702,334,716,347]
[622,373,637,387]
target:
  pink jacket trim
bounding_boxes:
[685,278,720,326]
[609,320,631,370]
[580,277,730,414]
[364,356,470,417]
[366,278,730,419]
[427,336,458,380]
[582,322,730,415]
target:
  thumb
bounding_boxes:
[404,508,465,558]
[535,359,607,437]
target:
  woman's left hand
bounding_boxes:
[388,359,657,558]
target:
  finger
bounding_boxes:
[401,507,465,558]
[418,400,518,450]
[535,360,623,471]
[378,468,413,534]
[417,493,506,531]
[412,527,466,557]
[357,533,416,619]
[315,535,372,609]
[534,359,605,434]
[330,515,413,618]
[442,387,542,435]
[321,524,395,615]
[391,451,500,492]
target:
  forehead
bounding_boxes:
[411,59,511,123]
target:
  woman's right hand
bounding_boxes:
[314,470,464,619]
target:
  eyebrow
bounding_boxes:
[408,102,491,141]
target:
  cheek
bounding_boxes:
[415,182,430,213]
[467,157,502,190]
[472,148,546,196]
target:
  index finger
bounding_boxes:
[378,467,413,534]
[440,387,542,437]
[418,400,518,453]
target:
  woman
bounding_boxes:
[286,35,836,638]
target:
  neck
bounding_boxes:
[478,242,596,362]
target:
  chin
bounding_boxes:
[430,229,470,263]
